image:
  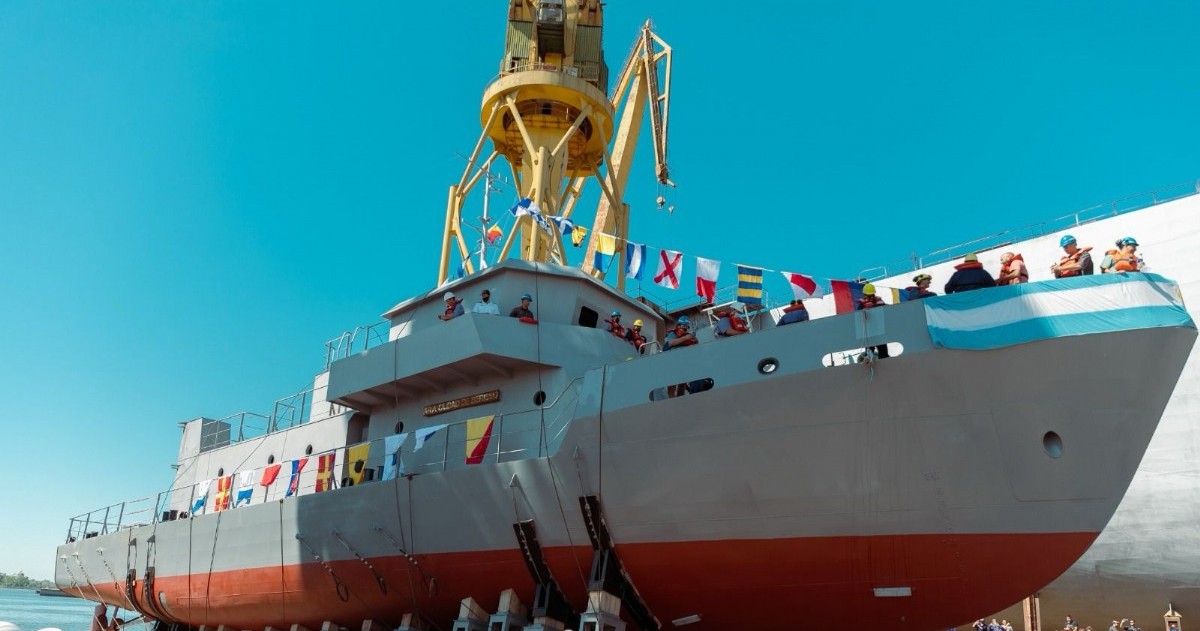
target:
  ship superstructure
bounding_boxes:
[53,4,1198,631]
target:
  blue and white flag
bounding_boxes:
[414,424,448,451]
[549,216,575,236]
[234,470,255,508]
[381,432,409,481]
[626,242,647,280]
[191,478,211,515]
[923,273,1193,350]
[510,198,535,217]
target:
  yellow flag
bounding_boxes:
[465,416,495,465]
[346,442,371,485]
[571,225,588,247]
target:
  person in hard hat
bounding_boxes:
[856,283,885,310]
[625,319,648,351]
[996,252,1029,285]
[604,310,626,338]
[663,315,697,350]
[777,299,809,325]
[944,253,996,294]
[471,288,500,315]
[1051,234,1093,278]
[1102,237,1143,273]
[713,307,749,338]
[856,284,889,358]
[905,273,937,300]
[508,293,536,320]
[437,291,464,321]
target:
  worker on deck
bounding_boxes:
[996,252,1029,285]
[1103,237,1143,272]
[471,288,500,315]
[944,253,996,294]
[714,308,748,338]
[905,273,937,300]
[1051,234,1094,277]
[509,293,536,321]
[438,292,464,321]
[605,310,626,337]
[626,319,648,351]
[663,316,697,350]
[856,284,889,358]
[777,300,809,325]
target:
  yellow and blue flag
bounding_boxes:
[737,265,764,305]
[593,233,617,273]
[886,287,910,305]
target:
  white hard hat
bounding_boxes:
[443,291,456,301]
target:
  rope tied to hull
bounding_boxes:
[295,534,350,603]
[373,525,438,598]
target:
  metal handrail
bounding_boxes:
[870,178,1200,279]
[324,321,389,370]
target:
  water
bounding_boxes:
[0,588,97,631]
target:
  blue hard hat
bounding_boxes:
[611,310,621,317]
[521,293,533,302]
[677,316,690,325]
[1121,236,1139,247]
[1059,235,1077,247]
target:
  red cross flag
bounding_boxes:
[655,249,683,290]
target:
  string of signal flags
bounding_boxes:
[590,230,917,313]
[483,197,911,313]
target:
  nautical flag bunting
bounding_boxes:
[315,453,336,493]
[259,463,281,487]
[285,457,308,497]
[382,432,409,481]
[737,265,764,306]
[191,478,211,515]
[415,424,448,451]
[782,271,822,300]
[830,280,866,314]
[571,225,587,247]
[465,416,496,465]
[696,257,720,303]
[654,249,683,290]
[486,224,503,244]
[214,475,233,512]
[346,442,371,486]
[626,242,647,280]
[886,287,909,305]
[234,471,255,508]
[593,233,617,273]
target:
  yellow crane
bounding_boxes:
[437,1,673,290]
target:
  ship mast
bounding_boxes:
[437,1,673,287]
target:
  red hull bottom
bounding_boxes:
[77,532,1097,630]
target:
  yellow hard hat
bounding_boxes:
[863,283,876,296]
[633,319,643,327]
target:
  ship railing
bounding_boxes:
[324,321,389,370]
[866,178,1200,279]
[67,379,586,535]
[199,384,351,453]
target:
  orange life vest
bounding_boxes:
[605,318,625,338]
[1111,250,1140,272]
[627,329,646,349]
[671,326,697,346]
[1055,246,1092,277]
[998,254,1029,285]
[857,295,884,310]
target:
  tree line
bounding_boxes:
[0,571,55,589]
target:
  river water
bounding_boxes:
[0,588,97,631]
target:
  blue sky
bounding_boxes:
[2,1,1198,579]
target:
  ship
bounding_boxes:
[54,3,1197,631]
[851,181,1200,629]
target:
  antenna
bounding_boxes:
[454,152,508,270]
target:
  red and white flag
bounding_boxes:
[654,249,683,290]
[782,271,823,300]
[696,257,720,303]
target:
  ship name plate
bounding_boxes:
[423,390,501,417]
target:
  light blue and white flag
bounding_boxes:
[191,478,211,515]
[549,216,575,236]
[381,432,409,481]
[923,273,1193,350]
[234,470,255,508]
[626,242,647,280]
[414,424,448,451]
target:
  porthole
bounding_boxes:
[394,421,404,434]
[758,358,779,374]
[1043,431,1063,458]
[267,455,275,465]
[305,444,313,456]
[217,467,224,477]
[533,390,547,406]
